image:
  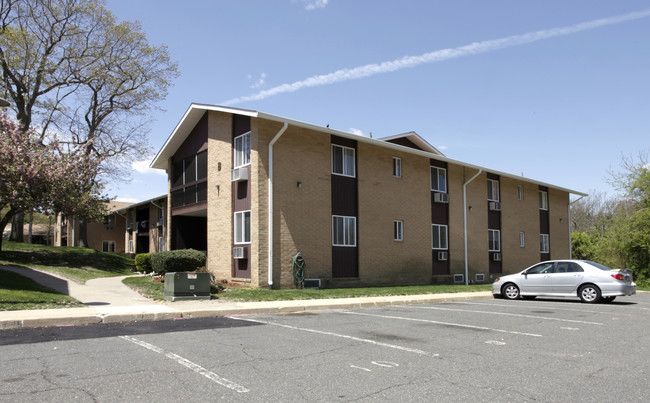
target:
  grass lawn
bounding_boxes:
[122,275,492,302]
[0,241,135,284]
[0,269,84,311]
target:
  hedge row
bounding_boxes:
[136,249,206,275]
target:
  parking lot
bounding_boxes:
[1,294,649,402]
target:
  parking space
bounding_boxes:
[1,294,648,401]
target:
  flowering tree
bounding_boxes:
[0,113,105,251]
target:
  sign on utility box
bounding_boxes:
[164,272,211,301]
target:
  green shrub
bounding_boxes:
[134,253,152,273]
[150,249,206,275]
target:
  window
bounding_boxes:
[393,157,402,178]
[196,150,207,180]
[128,240,134,254]
[332,215,357,246]
[519,232,525,247]
[432,224,448,250]
[488,229,501,251]
[331,145,356,177]
[102,241,115,253]
[234,132,251,168]
[103,214,115,230]
[539,190,548,210]
[394,220,403,241]
[518,185,524,200]
[431,167,447,192]
[158,236,165,252]
[234,210,251,244]
[540,233,550,253]
[488,179,500,201]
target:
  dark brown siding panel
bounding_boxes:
[233,115,250,138]
[431,159,450,275]
[331,176,357,216]
[174,113,208,162]
[432,251,448,275]
[233,166,251,211]
[332,247,358,278]
[539,186,550,260]
[331,135,358,279]
[386,137,421,151]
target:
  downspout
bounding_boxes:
[463,168,483,285]
[268,122,289,289]
[568,195,585,259]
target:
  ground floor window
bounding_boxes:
[332,215,357,246]
[540,233,550,253]
[394,220,403,241]
[488,229,501,252]
[102,241,116,253]
[432,224,448,250]
[234,210,251,244]
[519,232,525,247]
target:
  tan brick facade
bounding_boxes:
[152,105,580,289]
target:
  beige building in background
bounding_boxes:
[151,104,586,289]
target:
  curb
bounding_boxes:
[0,292,492,330]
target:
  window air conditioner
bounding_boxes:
[489,201,502,211]
[434,192,449,203]
[233,246,246,259]
[231,168,249,182]
[437,251,448,261]
[492,252,502,262]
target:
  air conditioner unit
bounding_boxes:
[233,246,246,259]
[434,192,449,203]
[231,168,249,182]
[492,252,502,262]
[437,251,448,261]
[489,201,502,211]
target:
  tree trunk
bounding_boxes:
[9,212,24,242]
[79,218,88,248]
[27,210,33,244]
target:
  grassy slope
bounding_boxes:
[0,241,135,284]
[0,269,83,311]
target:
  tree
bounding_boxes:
[0,113,105,251]
[0,0,179,245]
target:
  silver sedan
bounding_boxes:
[492,260,636,303]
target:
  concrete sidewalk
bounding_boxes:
[0,265,492,330]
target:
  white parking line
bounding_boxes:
[231,317,438,357]
[453,301,635,316]
[411,306,604,326]
[120,335,250,393]
[343,311,542,337]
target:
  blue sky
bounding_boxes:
[105,0,650,203]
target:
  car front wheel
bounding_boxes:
[579,284,601,303]
[502,283,520,300]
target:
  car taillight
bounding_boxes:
[611,273,625,280]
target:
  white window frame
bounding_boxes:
[234,131,251,168]
[393,157,402,178]
[158,236,165,252]
[539,190,549,210]
[331,144,356,177]
[432,224,448,250]
[234,210,251,244]
[488,229,501,252]
[430,166,447,193]
[128,239,134,254]
[488,179,500,201]
[540,233,550,253]
[102,241,116,253]
[394,220,403,241]
[518,185,524,201]
[332,215,357,247]
[519,232,525,247]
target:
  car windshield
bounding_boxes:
[585,261,614,271]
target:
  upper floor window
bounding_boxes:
[394,220,403,241]
[518,185,524,201]
[172,150,207,188]
[488,179,500,201]
[431,166,447,193]
[539,190,548,210]
[103,214,115,230]
[393,157,402,178]
[519,232,525,247]
[234,132,251,168]
[331,144,356,177]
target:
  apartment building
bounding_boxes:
[151,104,586,289]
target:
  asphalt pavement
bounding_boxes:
[0,265,492,330]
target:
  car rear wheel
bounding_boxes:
[601,296,616,303]
[502,283,520,300]
[578,284,601,303]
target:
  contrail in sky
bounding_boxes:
[222,9,650,105]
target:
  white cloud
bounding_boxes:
[349,128,364,136]
[223,8,650,105]
[114,196,139,203]
[302,0,328,10]
[248,72,267,89]
[132,157,166,176]
[438,145,448,151]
